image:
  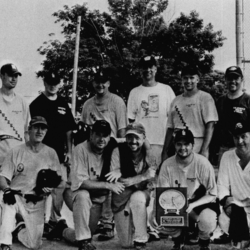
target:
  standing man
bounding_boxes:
[216,66,250,163]
[162,65,218,161]
[0,63,29,166]
[127,55,175,167]
[81,66,127,240]
[112,123,156,249]
[217,120,250,249]
[30,72,76,229]
[152,129,218,250]
[0,116,63,250]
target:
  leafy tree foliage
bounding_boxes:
[37,1,226,112]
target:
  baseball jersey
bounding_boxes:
[81,92,127,138]
[0,143,62,195]
[158,153,217,199]
[216,93,250,148]
[30,93,76,163]
[217,149,250,204]
[127,83,175,145]
[70,140,120,191]
[167,90,218,138]
[0,92,30,165]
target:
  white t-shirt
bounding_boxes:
[0,92,30,165]
[70,140,120,191]
[81,93,127,138]
[158,153,217,199]
[127,83,175,145]
[217,149,250,205]
[0,143,62,195]
[167,90,218,138]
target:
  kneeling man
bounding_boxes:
[112,122,156,249]
[152,129,218,250]
[217,121,250,249]
[0,116,63,250]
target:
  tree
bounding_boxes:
[37,1,226,113]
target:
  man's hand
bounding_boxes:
[3,188,21,205]
[108,182,125,194]
[65,152,72,165]
[105,169,121,182]
[186,202,196,213]
[144,168,156,179]
[42,187,53,194]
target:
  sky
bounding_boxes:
[0,0,237,101]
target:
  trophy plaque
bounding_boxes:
[156,187,188,227]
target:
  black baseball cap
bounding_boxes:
[91,66,116,83]
[43,71,61,85]
[138,55,157,68]
[225,66,243,78]
[181,65,200,77]
[92,120,111,136]
[1,63,22,76]
[174,129,194,144]
[230,120,250,137]
[29,116,48,128]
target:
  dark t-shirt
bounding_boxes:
[30,93,76,163]
[216,92,250,148]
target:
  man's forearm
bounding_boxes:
[79,179,110,190]
[66,130,73,154]
[200,122,215,153]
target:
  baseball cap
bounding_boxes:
[138,55,157,68]
[225,66,243,78]
[181,65,200,77]
[125,122,146,137]
[43,71,61,85]
[91,66,116,83]
[92,120,111,136]
[29,116,48,128]
[1,63,22,76]
[174,129,194,144]
[230,120,250,137]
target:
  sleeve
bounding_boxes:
[114,97,127,130]
[110,147,120,172]
[127,89,138,120]
[70,144,89,191]
[201,93,218,124]
[168,86,176,104]
[199,158,217,197]
[157,161,171,188]
[0,150,15,182]
[217,153,231,200]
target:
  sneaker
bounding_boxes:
[134,241,146,250]
[212,233,230,244]
[43,222,54,238]
[97,224,114,241]
[171,242,184,250]
[199,239,211,250]
[1,244,12,250]
[78,239,96,250]
[172,234,185,250]
[46,219,68,240]
[93,222,104,235]
[186,230,199,244]
[12,221,25,241]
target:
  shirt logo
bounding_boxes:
[17,163,24,172]
[58,107,66,115]
[233,107,245,114]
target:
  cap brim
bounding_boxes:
[31,122,48,128]
[125,130,143,137]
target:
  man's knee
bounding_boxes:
[130,191,147,205]
[73,190,91,204]
[198,208,217,231]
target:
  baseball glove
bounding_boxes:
[24,169,62,204]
